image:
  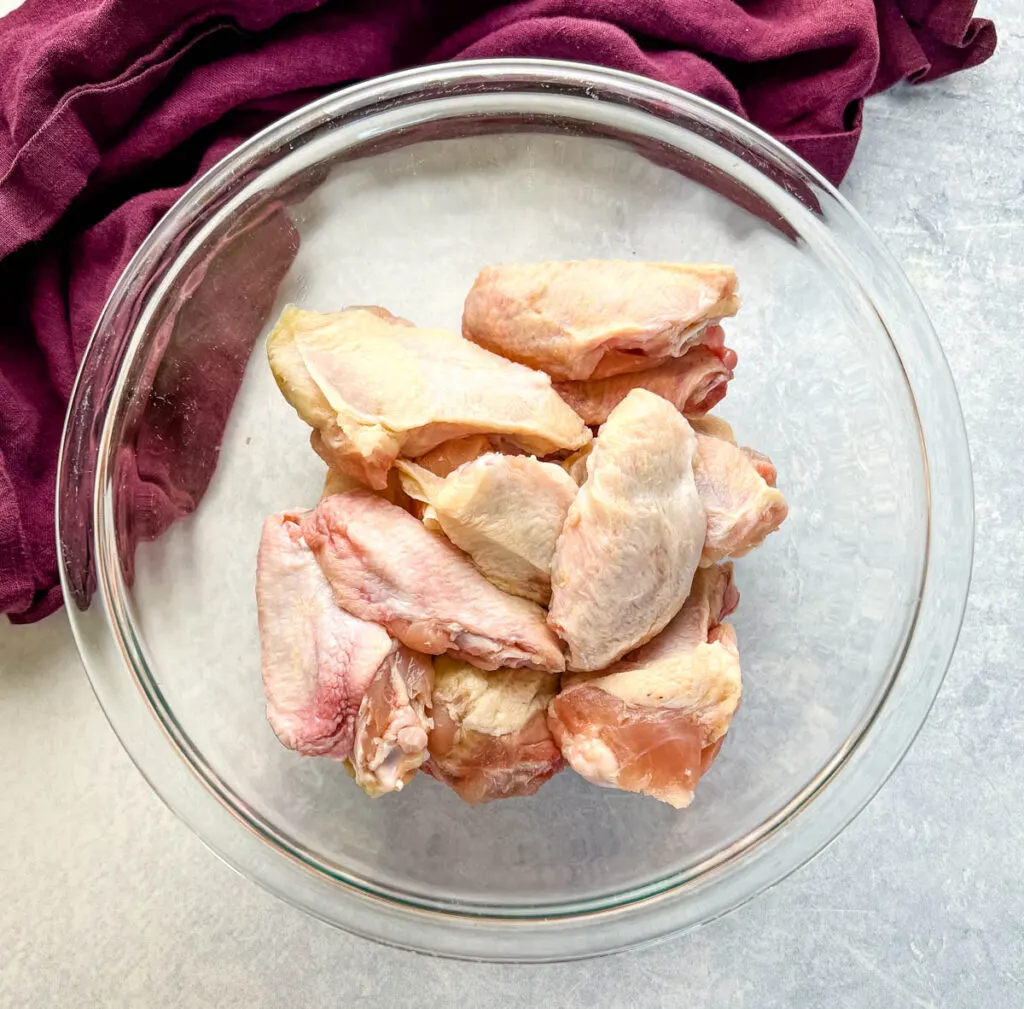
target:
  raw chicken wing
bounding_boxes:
[397,453,578,604]
[301,491,565,672]
[351,644,434,797]
[463,261,740,381]
[549,564,741,808]
[426,658,563,804]
[548,389,706,671]
[689,416,788,563]
[561,414,788,564]
[410,434,510,526]
[627,562,739,661]
[553,335,735,425]
[267,306,590,489]
[256,511,392,759]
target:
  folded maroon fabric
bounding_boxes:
[0,0,996,622]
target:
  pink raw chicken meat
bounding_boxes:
[741,446,778,486]
[351,644,434,797]
[462,260,740,381]
[553,327,736,425]
[426,658,563,805]
[549,564,741,809]
[413,435,496,477]
[689,416,788,563]
[255,511,392,759]
[301,491,565,673]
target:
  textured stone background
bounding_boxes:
[1,1,1021,1004]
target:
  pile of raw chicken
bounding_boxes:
[256,261,788,808]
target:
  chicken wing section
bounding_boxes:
[256,511,392,759]
[548,389,706,671]
[690,417,788,563]
[553,339,734,425]
[426,658,563,804]
[397,454,578,605]
[561,415,788,565]
[463,261,740,380]
[267,306,590,489]
[351,644,434,797]
[301,491,565,672]
[549,564,741,808]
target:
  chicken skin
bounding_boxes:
[397,453,578,605]
[548,389,706,671]
[268,305,590,489]
[549,564,741,808]
[425,658,562,804]
[301,491,565,673]
[688,416,788,563]
[552,329,735,424]
[256,511,392,759]
[463,261,740,380]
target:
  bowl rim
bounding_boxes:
[57,57,974,961]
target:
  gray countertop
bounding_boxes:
[2,2,1022,1005]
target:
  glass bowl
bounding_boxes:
[57,60,973,961]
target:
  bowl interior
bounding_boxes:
[96,80,928,915]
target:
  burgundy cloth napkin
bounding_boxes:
[0,0,996,623]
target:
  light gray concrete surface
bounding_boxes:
[1,2,1021,1005]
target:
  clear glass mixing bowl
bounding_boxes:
[56,60,973,961]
